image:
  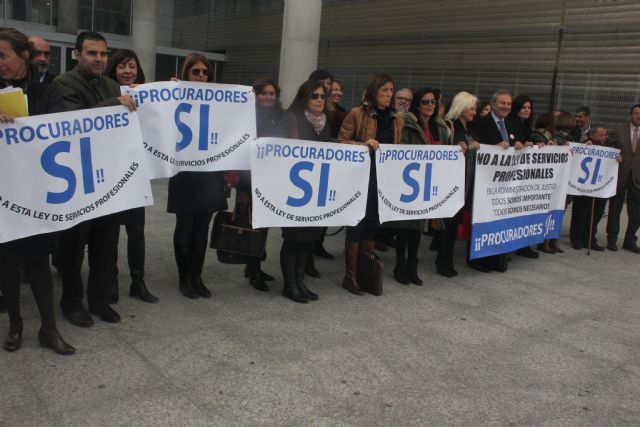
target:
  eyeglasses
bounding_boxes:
[396,96,412,103]
[421,98,437,106]
[189,68,209,76]
[308,93,329,100]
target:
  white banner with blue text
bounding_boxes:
[251,138,370,228]
[470,145,571,259]
[123,81,256,178]
[0,106,153,243]
[567,143,620,198]
[376,145,465,223]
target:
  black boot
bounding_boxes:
[393,262,410,285]
[295,245,318,301]
[244,262,275,281]
[38,329,75,355]
[129,279,159,303]
[281,242,309,304]
[190,248,211,298]
[247,259,268,292]
[313,230,334,259]
[393,242,410,285]
[175,244,197,299]
[305,253,321,278]
[406,258,423,286]
[3,318,23,352]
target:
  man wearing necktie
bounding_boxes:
[606,104,640,253]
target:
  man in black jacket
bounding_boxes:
[28,36,56,84]
[53,31,136,327]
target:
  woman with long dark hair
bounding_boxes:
[507,95,534,142]
[104,49,158,303]
[337,74,403,295]
[0,28,74,354]
[279,80,331,303]
[168,53,228,299]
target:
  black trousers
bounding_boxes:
[119,207,145,281]
[0,248,57,332]
[607,173,640,245]
[173,213,213,277]
[59,214,120,312]
[570,196,607,246]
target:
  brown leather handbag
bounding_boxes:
[210,204,267,264]
[356,253,383,296]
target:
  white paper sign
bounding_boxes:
[251,137,370,228]
[0,106,153,243]
[470,145,571,259]
[124,81,256,178]
[567,143,620,198]
[376,145,465,223]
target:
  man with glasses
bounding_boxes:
[53,31,137,327]
[394,88,412,114]
[28,36,56,84]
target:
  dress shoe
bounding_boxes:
[63,307,94,328]
[3,322,23,352]
[249,275,269,292]
[549,240,564,253]
[89,305,121,323]
[515,246,539,259]
[607,242,618,251]
[436,267,456,278]
[623,242,640,254]
[313,243,334,260]
[393,266,411,285]
[38,329,75,355]
[244,265,275,281]
[129,280,159,303]
[191,276,212,298]
[589,242,605,252]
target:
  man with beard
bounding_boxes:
[28,36,56,84]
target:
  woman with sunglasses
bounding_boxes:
[395,88,451,280]
[167,53,228,299]
[279,80,331,303]
[104,49,158,304]
[338,74,404,295]
[0,28,74,354]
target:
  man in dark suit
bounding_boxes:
[606,104,640,253]
[28,36,56,84]
[570,106,591,143]
[471,90,539,266]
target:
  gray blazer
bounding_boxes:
[612,124,640,189]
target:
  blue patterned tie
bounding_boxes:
[498,120,509,142]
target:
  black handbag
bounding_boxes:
[210,204,267,264]
[357,253,383,296]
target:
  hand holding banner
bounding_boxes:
[251,137,370,228]
[471,145,571,259]
[567,142,620,198]
[376,145,465,223]
[124,81,256,178]
[0,106,153,243]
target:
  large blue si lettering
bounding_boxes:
[41,141,76,204]
[578,156,602,185]
[287,161,314,207]
[400,162,432,203]
[175,102,192,152]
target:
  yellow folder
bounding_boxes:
[0,87,28,117]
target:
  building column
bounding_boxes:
[132,0,158,81]
[278,0,322,107]
[57,0,78,35]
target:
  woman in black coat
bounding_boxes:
[105,49,158,304]
[168,53,228,299]
[0,28,74,354]
[279,80,330,303]
[507,95,534,143]
[234,78,289,292]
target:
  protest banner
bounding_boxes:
[0,106,153,243]
[567,142,620,198]
[251,137,370,228]
[470,145,571,259]
[376,145,465,223]
[124,81,256,178]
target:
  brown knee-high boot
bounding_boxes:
[342,241,364,296]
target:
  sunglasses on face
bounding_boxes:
[189,68,209,76]
[421,98,437,106]
[308,93,329,100]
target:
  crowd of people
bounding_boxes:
[1,27,639,356]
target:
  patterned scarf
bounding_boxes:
[304,110,326,135]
